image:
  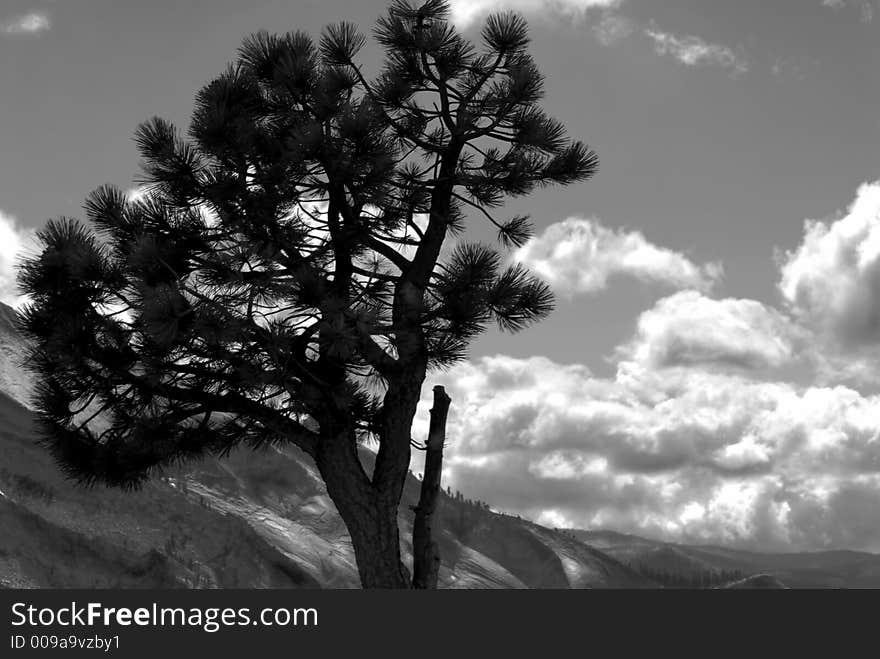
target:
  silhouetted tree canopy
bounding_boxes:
[17,0,597,588]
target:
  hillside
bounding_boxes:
[0,303,650,589]
[6,300,880,589]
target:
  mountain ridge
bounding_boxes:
[2,300,877,588]
[570,529,880,588]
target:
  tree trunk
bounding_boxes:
[411,385,451,589]
[314,427,411,589]
[342,499,411,589]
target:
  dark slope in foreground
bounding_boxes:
[0,303,650,588]
[0,389,651,588]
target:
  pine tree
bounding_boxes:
[16,0,597,588]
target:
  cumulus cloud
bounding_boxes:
[618,291,804,372]
[643,26,748,74]
[434,182,880,549]
[0,210,36,308]
[448,0,622,29]
[779,181,880,350]
[417,191,880,548]
[774,181,880,388]
[415,353,880,551]
[1,12,50,35]
[514,217,722,296]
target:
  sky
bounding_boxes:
[4,0,880,552]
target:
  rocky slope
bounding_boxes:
[0,303,649,589]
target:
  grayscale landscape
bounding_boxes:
[2,305,879,589]
[3,0,880,590]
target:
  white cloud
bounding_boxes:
[1,12,50,35]
[591,12,633,45]
[415,193,880,548]
[775,181,880,388]
[779,181,880,350]
[514,217,722,296]
[449,1,756,75]
[643,26,747,74]
[618,291,804,372]
[448,0,622,29]
[416,352,880,551]
[0,210,36,308]
[822,0,874,22]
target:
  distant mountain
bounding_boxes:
[572,529,880,588]
[0,303,650,589]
